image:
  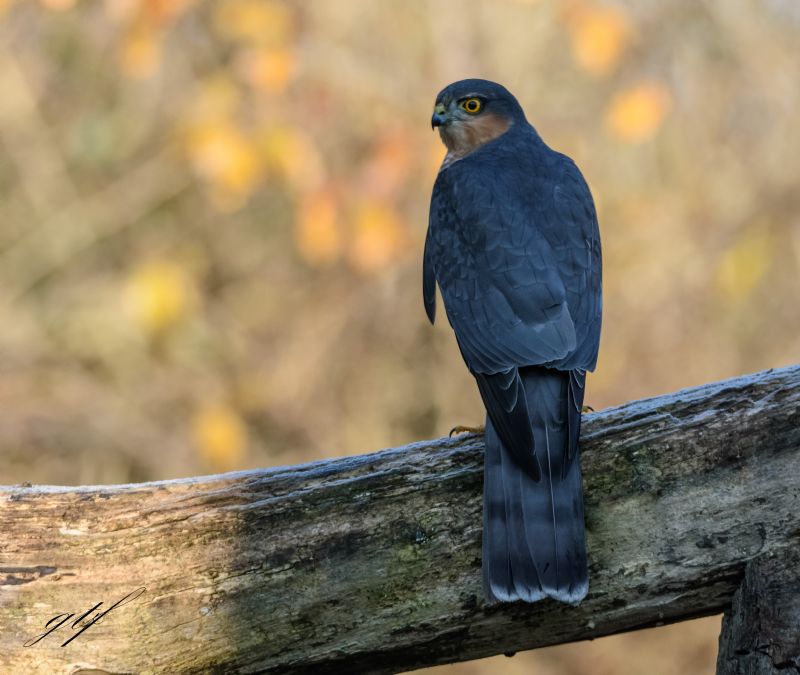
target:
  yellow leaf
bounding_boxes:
[605,82,671,143]
[190,74,242,123]
[192,404,247,471]
[40,0,75,10]
[566,3,632,76]
[124,260,193,334]
[260,127,325,193]
[236,47,297,93]
[294,190,342,267]
[716,229,773,302]
[213,0,292,45]
[186,121,263,210]
[348,201,406,274]
[119,29,161,79]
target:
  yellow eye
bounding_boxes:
[461,98,482,114]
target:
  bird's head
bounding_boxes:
[431,79,525,159]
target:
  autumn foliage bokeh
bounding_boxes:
[1,1,798,673]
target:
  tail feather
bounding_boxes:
[501,439,548,601]
[482,367,588,603]
[565,369,586,475]
[482,429,515,601]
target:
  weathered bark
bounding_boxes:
[0,365,798,675]
[717,548,800,674]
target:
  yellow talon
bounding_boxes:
[581,405,595,413]
[449,424,485,437]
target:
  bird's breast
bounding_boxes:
[438,114,513,170]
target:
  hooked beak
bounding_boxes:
[431,103,448,129]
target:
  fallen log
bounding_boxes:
[1,365,799,674]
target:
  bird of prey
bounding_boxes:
[423,79,602,603]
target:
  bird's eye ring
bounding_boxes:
[461,98,482,114]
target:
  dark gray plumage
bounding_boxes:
[424,79,602,603]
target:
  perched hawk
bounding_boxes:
[423,79,602,603]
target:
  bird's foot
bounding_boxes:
[449,424,485,437]
[581,405,595,413]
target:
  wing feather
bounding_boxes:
[424,127,601,480]
[422,227,436,324]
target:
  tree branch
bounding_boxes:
[1,365,799,674]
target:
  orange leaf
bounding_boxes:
[566,4,632,76]
[605,82,671,143]
[236,47,297,93]
[348,201,407,274]
[119,28,161,79]
[362,129,413,198]
[294,190,342,267]
[39,0,75,10]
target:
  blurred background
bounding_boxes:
[1,0,798,672]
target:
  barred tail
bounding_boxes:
[482,367,588,603]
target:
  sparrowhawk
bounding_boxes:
[424,79,602,603]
